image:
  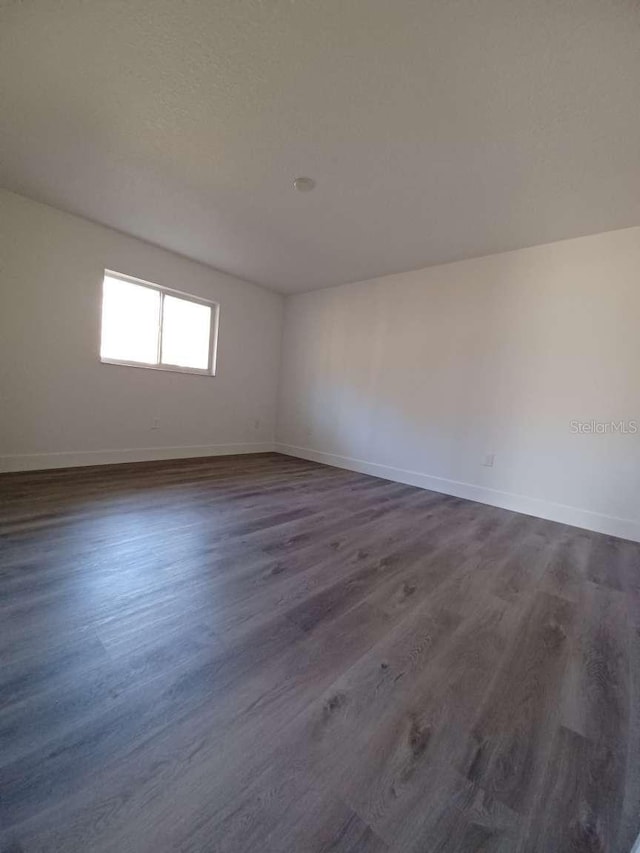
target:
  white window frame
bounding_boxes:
[100,270,220,377]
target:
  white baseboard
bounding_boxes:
[275,443,640,543]
[0,442,276,473]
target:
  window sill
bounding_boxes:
[100,358,216,377]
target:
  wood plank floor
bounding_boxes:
[1,452,639,852]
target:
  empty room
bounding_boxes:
[1,2,640,851]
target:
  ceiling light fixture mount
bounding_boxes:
[293,176,316,192]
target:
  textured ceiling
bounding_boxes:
[1,1,639,293]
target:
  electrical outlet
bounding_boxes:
[151,418,160,430]
[482,453,495,468]
[254,418,260,430]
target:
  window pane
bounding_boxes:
[101,276,160,364]
[161,294,211,370]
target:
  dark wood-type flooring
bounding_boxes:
[1,453,640,852]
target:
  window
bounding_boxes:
[100,272,218,375]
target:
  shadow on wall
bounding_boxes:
[278,232,640,529]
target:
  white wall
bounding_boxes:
[277,228,640,542]
[3,188,639,542]
[0,190,283,470]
